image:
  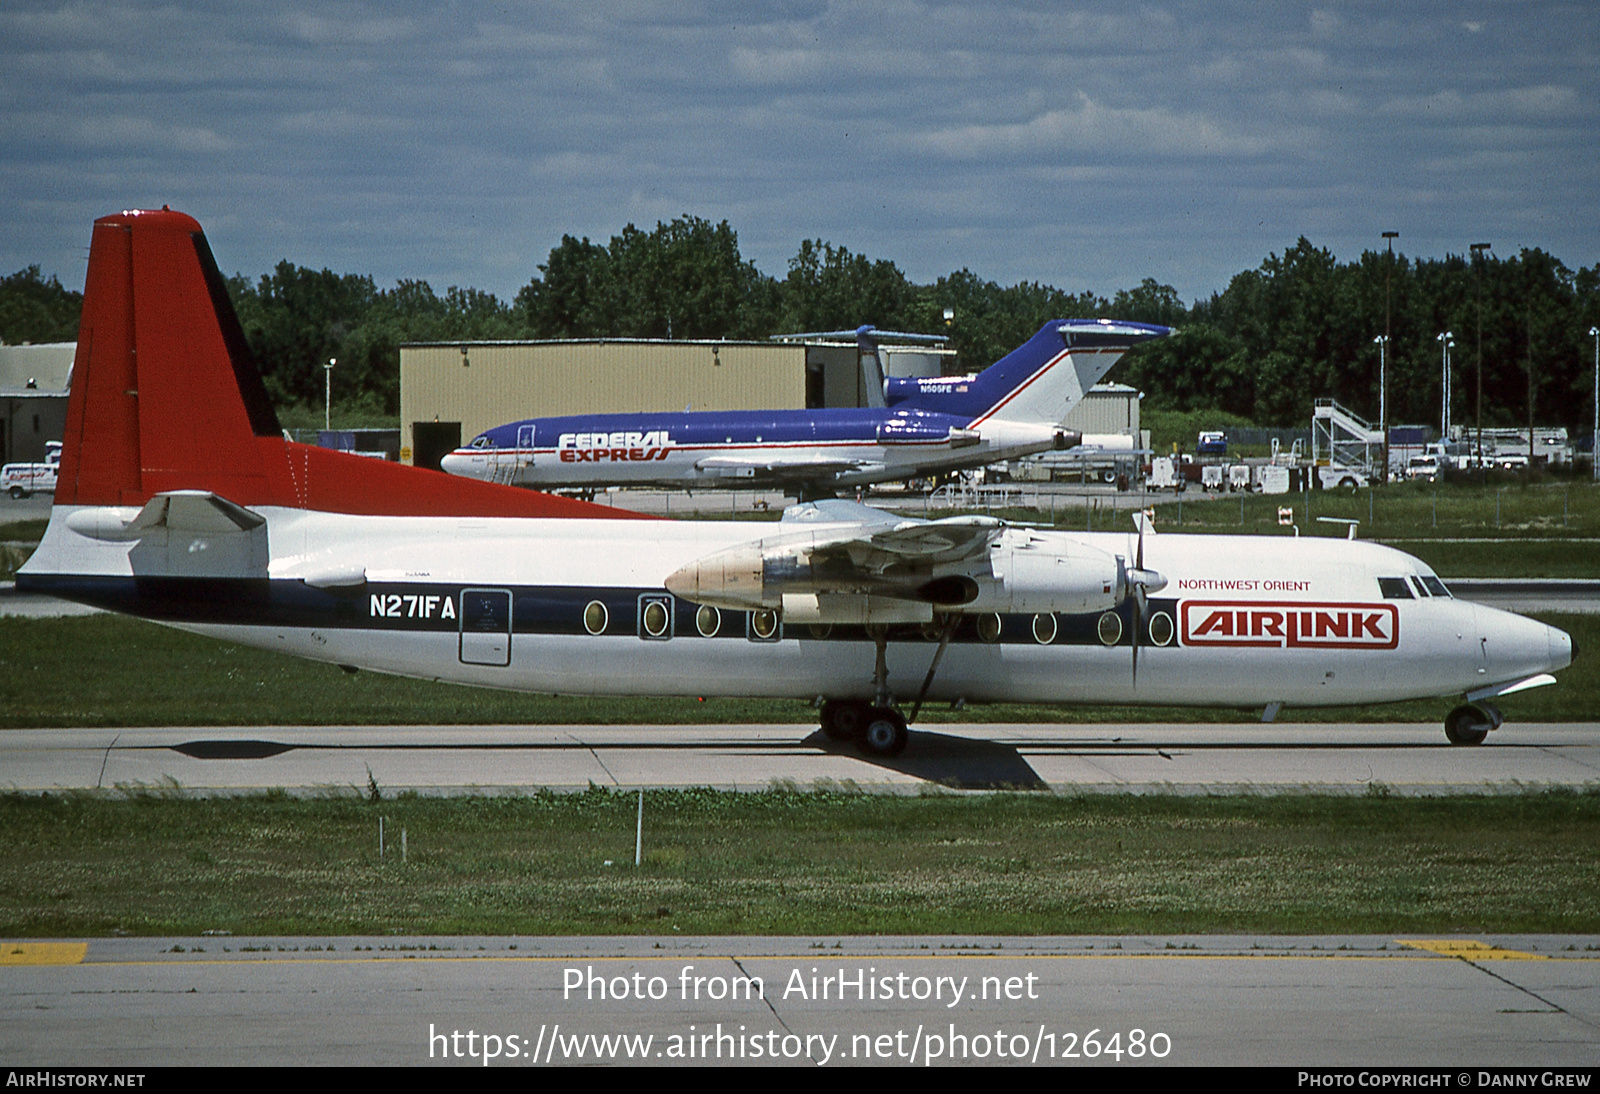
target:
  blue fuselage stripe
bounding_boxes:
[19,574,1172,649]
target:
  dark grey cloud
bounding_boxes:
[1,1,1594,309]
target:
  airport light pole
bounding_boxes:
[1374,334,1389,480]
[1436,332,1454,440]
[1471,243,1491,473]
[1382,231,1398,481]
[1591,326,1599,483]
[324,358,336,431]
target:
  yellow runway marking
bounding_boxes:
[26,951,1564,968]
[1398,939,1548,960]
[5,944,1589,969]
[1,942,88,966]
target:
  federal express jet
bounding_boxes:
[19,210,1573,757]
[438,320,1167,496]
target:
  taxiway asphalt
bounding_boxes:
[4,934,1597,1066]
[4,722,1598,796]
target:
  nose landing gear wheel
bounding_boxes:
[1444,704,1491,745]
[860,707,909,758]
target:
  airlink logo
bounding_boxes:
[557,430,675,463]
[1179,600,1399,650]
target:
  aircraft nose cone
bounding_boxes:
[1550,623,1573,672]
[438,452,474,477]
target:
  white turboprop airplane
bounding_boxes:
[19,209,1573,756]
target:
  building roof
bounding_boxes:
[0,342,74,396]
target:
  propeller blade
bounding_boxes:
[1120,518,1163,693]
[1131,584,1146,689]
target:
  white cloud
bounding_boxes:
[728,45,826,84]
[1380,84,1578,120]
[0,0,1595,309]
[283,13,418,46]
[527,150,631,182]
[51,114,235,153]
[915,93,1269,160]
[276,109,404,138]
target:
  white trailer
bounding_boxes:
[1147,456,1184,492]
[1258,465,1291,495]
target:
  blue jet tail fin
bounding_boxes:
[886,319,1170,426]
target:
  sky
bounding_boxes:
[2,1,1596,307]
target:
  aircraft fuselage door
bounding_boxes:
[460,588,512,666]
[517,425,535,471]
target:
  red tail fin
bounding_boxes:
[58,208,641,519]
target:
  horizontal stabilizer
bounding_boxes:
[65,491,264,542]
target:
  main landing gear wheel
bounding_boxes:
[860,707,909,758]
[1444,704,1491,746]
[816,625,915,758]
[819,699,871,742]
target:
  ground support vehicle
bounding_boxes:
[2,441,61,499]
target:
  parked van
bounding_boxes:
[1406,454,1441,483]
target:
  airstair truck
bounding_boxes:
[1312,399,1380,489]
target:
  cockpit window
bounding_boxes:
[471,435,491,449]
[1421,576,1450,598]
[1410,576,1430,597]
[1378,577,1414,599]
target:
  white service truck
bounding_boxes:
[1317,465,1371,490]
[2,440,61,499]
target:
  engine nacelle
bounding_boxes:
[961,532,1122,615]
[664,527,1128,619]
[780,594,933,625]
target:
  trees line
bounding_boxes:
[3,223,1596,435]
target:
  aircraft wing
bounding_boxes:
[692,455,873,481]
[666,500,1008,611]
[844,514,1003,569]
[781,499,1003,565]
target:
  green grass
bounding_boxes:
[6,482,1598,579]
[2,613,1593,728]
[3,789,1596,936]
[1384,540,1600,579]
[274,396,399,432]
[921,481,1600,576]
[0,519,49,541]
[963,480,1600,545]
[0,520,48,582]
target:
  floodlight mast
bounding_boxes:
[1382,231,1399,480]
[1437,332,1454,438]
[324,358,336,431]
[1591,326,1599,484]
[1374,334,1389,475]
[1471,243,1491,477]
